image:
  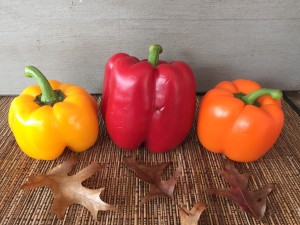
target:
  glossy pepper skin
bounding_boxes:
[197,79,284,162]
[101,44,196,153]
[8,66,99,160]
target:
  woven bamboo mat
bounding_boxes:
[0,95,299,225]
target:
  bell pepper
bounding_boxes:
[101,44,196,153]
[8,66,99,160]
[196,79,284,162]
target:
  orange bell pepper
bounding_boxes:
[197,79,284,162]
[8,66,99,160]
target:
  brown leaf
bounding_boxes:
[20,156,115,220]
[123,156,182,204]
[179,201,206,225]
[206,158,275,220]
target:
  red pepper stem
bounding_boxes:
[241,88,283,105]
[24,66,65,105]
[148,44,163,67]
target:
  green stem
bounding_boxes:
[148,44,163,67]
[24,66,65,106]
[236,88,282,105]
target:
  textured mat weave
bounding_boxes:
[0,96,299,225]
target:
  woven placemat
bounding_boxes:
[0,96,299,225]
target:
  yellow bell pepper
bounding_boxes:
[8,66,99,160]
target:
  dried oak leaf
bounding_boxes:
[20,155,115,220]
[123,156,182,204]
[179,201,206,225]
[206,158,275,220]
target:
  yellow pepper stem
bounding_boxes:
[24,66,65,106]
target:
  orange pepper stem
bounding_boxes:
[148,44,163,67]
[240,88,283,105]
[24,66,65,106]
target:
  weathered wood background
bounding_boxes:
[1,0,299,94]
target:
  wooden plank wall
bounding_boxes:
[0,0,299,94]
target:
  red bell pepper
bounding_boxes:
[101,44,196,153]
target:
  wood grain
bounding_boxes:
[0,0,299,94]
